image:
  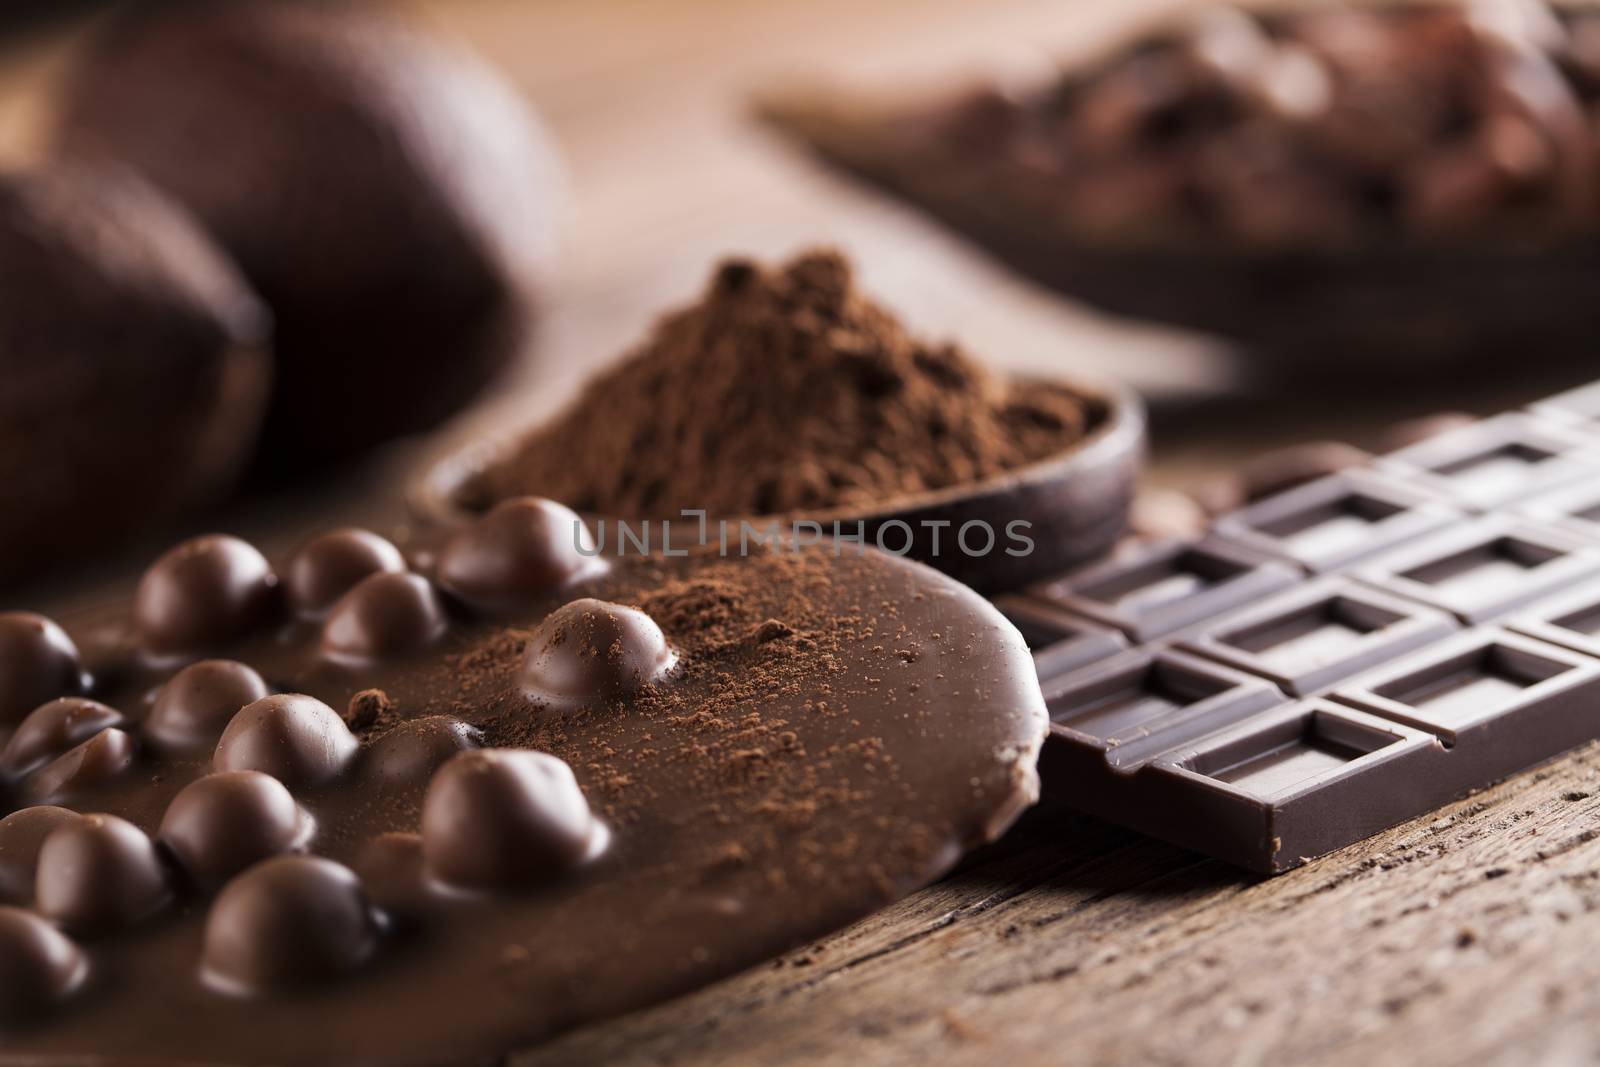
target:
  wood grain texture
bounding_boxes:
[521,745,1600,1066]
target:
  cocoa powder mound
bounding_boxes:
[469,249,1094,518]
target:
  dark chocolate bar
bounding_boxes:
[1009,383,1600,874]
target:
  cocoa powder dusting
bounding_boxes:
[470,249,1095,518]
[406,550,927,892]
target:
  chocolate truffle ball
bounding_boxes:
[201,856,378,995]
[519,598,677,710]
[321,573,448,663]
[363,716,482,791]
[0,166,269,585]
[159,771,309,889]
[214,694,358,789]
[35,814,171,933]
[1,697,124,776]
[0,613,86,724]
[437,498,607,612]
[23,729,136,805]
[0,806,79,905]
[421,749,605,891]
[135,535,278,658]
[0,906,87,1023]
[284,528,407,618]
[59,0,559,473]
[146,659,271,754]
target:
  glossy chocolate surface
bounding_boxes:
[0,515,1045,1065]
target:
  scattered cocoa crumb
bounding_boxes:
[469,250,1096,518]
[751,619,794,643]
[345,688,395,732]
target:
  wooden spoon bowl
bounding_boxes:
[408,376,1144,595]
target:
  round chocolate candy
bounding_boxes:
[321,573,448,663]
[135,535,278,658]
[201,856,378,995]
[146,659,271,754]
[284,528,407,618]
[363,716,482,792]
[421,749,605,891]
[0,612,86,724]
[0,697,124,777]
[159,771,309,889]
[23,729,136,805]
[35,814,171,933]
[0,806,79,905]
[0,906,87,1024]
[214,694,358,789]
[437,498,606,611]
[518,598,676,710]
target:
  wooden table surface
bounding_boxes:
[3,2,1600,1064]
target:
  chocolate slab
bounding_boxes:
[1029,537,1300,643]
[1502,575,1600,660]
[1041,647,1284,773]
[1043,700,1439,874]
[1178,578,1459,697]
[1349,517,1600,625]
[1209,470,1460,574]
[1373,413,1600,512]
[1530,379,1600,437]
[992,594,1127,687]
[1026,381,1600,874]
[0,524,1046,1065]
[1513,477,1600,543]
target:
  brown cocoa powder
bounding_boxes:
[468,249,1092,518]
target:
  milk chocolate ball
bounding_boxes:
[363,716,482,791]
[438,498,606,611]
[202,856,378,995]
[0,613,86,724]
[0,166,269,585]
[35,814,171,933]
[0,806,79,904]
[284,528,406,618]
[159,771,308,889]
[135,535,278,657]
[214,694,358,789]
[421,749,604,891]
[23,729,136,805]
[1,697,124,776]
[321,573,448,662]
[518,598,676,710]
[146,659,270,754]
[0,906,87,1023]
[59,0,559,473]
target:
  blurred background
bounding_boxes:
[1,0,1594,603]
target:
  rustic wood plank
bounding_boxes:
[519,748,1600,1066]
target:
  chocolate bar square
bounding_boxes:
[1041,647,1284,772]
[1352,518,1600,624]
[1375,413,1600,512]
[1179,578,1458,696]
[1032,537,1299,642]
[1330,628,1600,746]
[1504,576,1600,660]
[1210,470,1459,574]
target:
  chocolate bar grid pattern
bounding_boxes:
[1002,395,1600,874]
